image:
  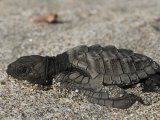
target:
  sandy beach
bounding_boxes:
[0,0,160,119]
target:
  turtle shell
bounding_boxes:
[66,45,160,86]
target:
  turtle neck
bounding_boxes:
[44,52,71,80]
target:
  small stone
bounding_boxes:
[75,89,79,92]
[28,39,33,42]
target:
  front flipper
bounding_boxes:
[55,71,92,90]
[142,74,160,93]
[82,85,144,109]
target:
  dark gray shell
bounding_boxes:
[66,45,160,86]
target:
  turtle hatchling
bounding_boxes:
[7,45,160,109]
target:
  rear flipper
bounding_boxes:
[82,85,145,109]
[142,74,160,93]
[56,73,145,109]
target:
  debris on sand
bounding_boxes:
[30,12,58,24]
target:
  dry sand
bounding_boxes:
[0,0,160,119]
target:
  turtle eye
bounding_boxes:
[16,66,30,76]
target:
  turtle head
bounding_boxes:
[7,55,53,86]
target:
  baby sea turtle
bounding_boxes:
[7,45,160,109]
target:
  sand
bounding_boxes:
[0,0,160,119]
